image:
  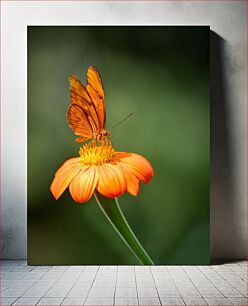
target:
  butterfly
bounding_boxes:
[67,65,110,143]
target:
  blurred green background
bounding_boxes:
[28,26,209,265]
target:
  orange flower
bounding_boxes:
[50,139,154,203]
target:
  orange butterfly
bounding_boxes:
[67,65,110,142]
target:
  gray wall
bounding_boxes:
[1,1,246,260]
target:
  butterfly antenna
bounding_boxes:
[111,112,134,129]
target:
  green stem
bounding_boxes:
[94,192,154,265]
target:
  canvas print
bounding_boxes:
[28,26,210,265]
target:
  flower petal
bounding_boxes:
[97,163,126,198]
[69,166,98,203]
[50,161,83,200]
[55,157,81,176]
[116,152,154,184]
[120,165,140,196]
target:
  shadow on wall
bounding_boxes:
[210,31,241,262]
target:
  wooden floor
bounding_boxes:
[1,260,247,305]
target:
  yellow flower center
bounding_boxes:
[79,139,116,166]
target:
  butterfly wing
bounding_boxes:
[86,65,106,130]
[67,103,92,142]
[67,75,99,142]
